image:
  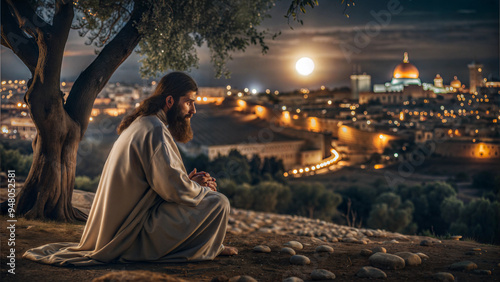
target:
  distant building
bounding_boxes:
[435,140,500,159]
[1,117,36,139]
[198,87,226,97]
[373,52,422,93]
[449,76,463,92]
[350,74,371,100]
[180,104,324,169]
[360,85,435,105]
[468,61,484,94]
[434,74,443,88]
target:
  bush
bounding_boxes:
[288,182,342,220]
[367,192,415,233]
[74,175,101,192]
[449,198,500,244]
[0,144,33,177]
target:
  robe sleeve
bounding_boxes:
[147,141,211,206]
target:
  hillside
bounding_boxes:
[1,190,499,281]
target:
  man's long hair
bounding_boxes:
[117,72,198,135]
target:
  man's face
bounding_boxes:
[166,91,196,143]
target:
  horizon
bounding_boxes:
[1,0,499,92]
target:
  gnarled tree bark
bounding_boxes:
[1,0,146,221]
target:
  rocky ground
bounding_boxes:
[1,190,499,281]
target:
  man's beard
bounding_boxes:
[166,103,193,143]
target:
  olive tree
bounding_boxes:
[1,0,348,222]
[1,0,278,221]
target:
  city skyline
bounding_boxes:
[1,0,499,92]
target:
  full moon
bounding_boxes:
[295,57,315,76]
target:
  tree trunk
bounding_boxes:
[308,206,314,219]
[14,89,87,222]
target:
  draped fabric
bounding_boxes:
[23,111,229,266]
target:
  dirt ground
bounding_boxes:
[1,215,499,282]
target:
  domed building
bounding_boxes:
[434,74,443,88]
[365,52,438,104]
[390,52,422,87]
[450,76,462,89]
[373,52,423,93]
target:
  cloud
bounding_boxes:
[457,9,477,14]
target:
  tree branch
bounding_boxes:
[1,0,39,74]
[65,2,148,136]
[53,0,74,39]
[6,0,50,38]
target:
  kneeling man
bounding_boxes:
[24,72,237,266]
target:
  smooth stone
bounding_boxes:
[356,266,387,279]
[329,237,339,243]
[369,252,406,270]
[342,237,359,244]
[450,235,462,240]
[290,255,310,265]
[281,247,296,255]
[449,261,477,271]
[253,245,271,253]
[465,251,480,255]
[311,269,335,280]
[372,246,387,253]
[420,240,432,246]
[282,278,304,282]
[360,249,373,257]
[228,276,258,282]
[471,248,481,251]
[315,245,334,254]
[433,272,455,281]
[284,241,304,250]
[395,252,422,266]
[416,252,429,260]
[473,269,492,275]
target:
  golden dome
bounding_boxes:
[393,52,419,79]
[450,76,461,88]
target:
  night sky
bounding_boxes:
[1,0,499,92]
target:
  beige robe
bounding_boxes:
[23,111,229,266]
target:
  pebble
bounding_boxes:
[342,237,360,244]
[471,248,481,252]
[290,255,310,265]
[311,269,335,280]
[433,272,455,282]
[420,240,432,246]
[360,249,373,257]
[416,252,429,260]
[253,245,271,253]
[369,252,405,270]
[280,247,296,255]
[229,276,258,282]
[315,245,334,254]
[356,266,387,279]
[282,278,304,282]
[473,269,492,275]
[449,261,477,271]
[450,235,462,241]
[372,246,386,253]
[284,241,303,250]
[395,252,422,266]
